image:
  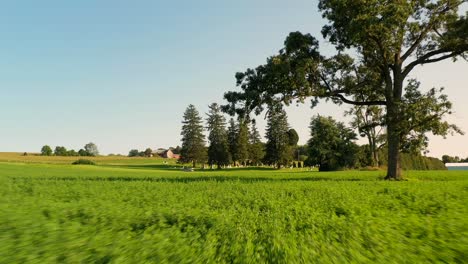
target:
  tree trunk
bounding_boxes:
[373,149,379,167]
[385,102,402,180]
[192,160,196,168]
[367,134,379,167]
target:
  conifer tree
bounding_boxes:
[180,104,207,168]
[206,103,231,169]
[235,121,249,166]
[264,105,292,169]
[227,118,238,165]
[248,119,265,166]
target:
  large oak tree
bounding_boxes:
[223,0,467,179]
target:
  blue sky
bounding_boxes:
[1,0,467,158]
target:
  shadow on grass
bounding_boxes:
[104,164,279,172]
[13,175,365,183]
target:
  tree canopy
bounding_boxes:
[84,142,99,157]
[307,115,359,171]
[40,145,53,156]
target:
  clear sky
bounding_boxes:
[1,0,467,159]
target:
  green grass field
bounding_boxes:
[1,153,467,263]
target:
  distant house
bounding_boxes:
[153,148,180,159]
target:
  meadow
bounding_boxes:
[0,153,467,263]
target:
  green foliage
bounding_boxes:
[40,145,53,156]
[128,149,140,157]
[248,120,265,165]
[287,129,299,146]
[380,151,447,171]
[144,148,153,157]
[0,162,467,263]
[78,149,88,156]
[66,150,79,157]
[206,103,231,168]
[264,106,292,168]
[346,105,385,167]
[180,105,207,167]
[399,80,463,153]
[84,142,99,157]
[307,115,359,171]
[54,146,68,156]
[227,118,238,163]
[234,121,249,165]
[441,155,468,163]
[71,159,96,165]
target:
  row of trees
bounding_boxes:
[40,143,99,157]
[180,104,301,169]
[128,148,154,157]
[441,155,468,164]
[181,103,383,171]
[180,102,449,171]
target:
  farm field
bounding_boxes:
[0,153,467,263]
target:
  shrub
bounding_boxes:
[72,159,96,165]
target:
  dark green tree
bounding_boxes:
[227,118,238,165]
[144,148,153,157]
[264,105,292,169]
[40,145,53,156]
[180,104,207,168]
[206,103,231,169]
[235,121,250,166]
[78,149,89,156]
[287,129,299,146]
[307,115,359,171]
[287,128,300,165]
[128,149,140,157]
[84,142,99,157]
[223,1,467,180]
[248,119,265,166]
[54,146,68,156]
[67,149,78,156]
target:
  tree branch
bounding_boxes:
[329,93,387,106]
[402,46,467,76]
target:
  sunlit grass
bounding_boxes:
[0,155,467,263]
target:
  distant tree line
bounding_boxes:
[40,143,99,157]
[441,155,468,164]
[179,103,446,171]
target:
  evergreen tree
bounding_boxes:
[235,121,249,166]
[248,119,265,166]
[227,118,238,165]
[206,103,231,169]
[264,105,292,169]
[180,104,207,168]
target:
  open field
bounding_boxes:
[0,152,169,165]
[1,153,467,263]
